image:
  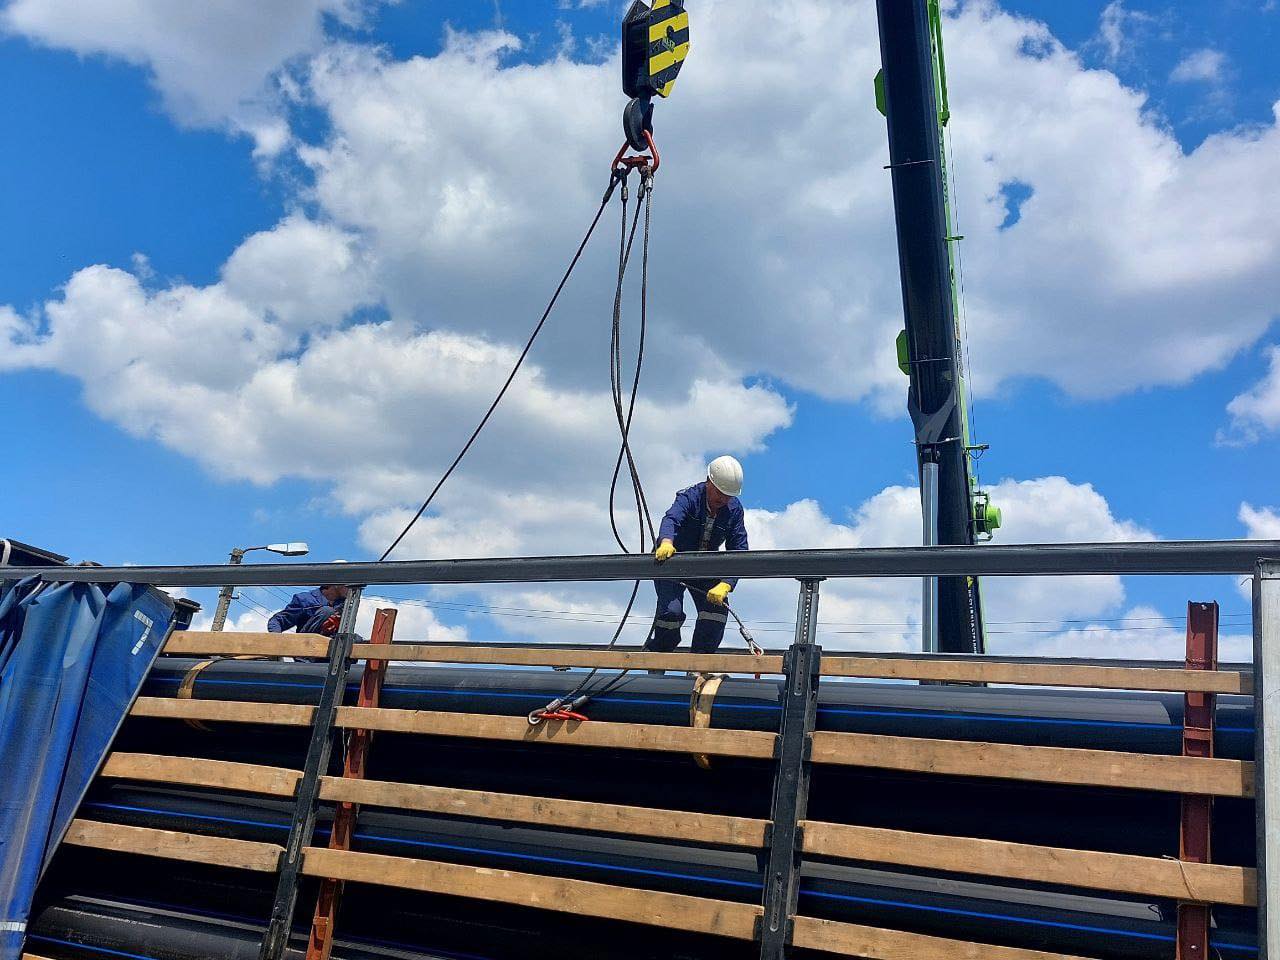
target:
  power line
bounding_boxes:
[367,592,1251,631]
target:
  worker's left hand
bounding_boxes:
[706,581,732,606]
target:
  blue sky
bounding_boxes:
[2,0,1277,656]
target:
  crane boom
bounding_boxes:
[874,0,997,654]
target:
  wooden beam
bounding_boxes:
[163,631,329,658]
[130,697,315,726]
[63,819,283,873]
[809,731,1254,798]
[802,821,1256,907]
[302,847,761,940]
[334,706,778,759]
[101,752,303,797]
[320,778,769,848]
[790,916,1099,960]
[818,655,1251,695]
[350,643,784,675]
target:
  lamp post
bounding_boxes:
[210,542,310,632]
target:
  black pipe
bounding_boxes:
[38,662,1258,959]
[40,784,1257,960]
[119,662,1257,860]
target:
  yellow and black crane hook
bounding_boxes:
[620,0,690,156]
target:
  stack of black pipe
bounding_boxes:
[28,661,1258,960]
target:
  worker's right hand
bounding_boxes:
[654,540,676,563]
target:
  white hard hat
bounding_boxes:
[707,455,744,497]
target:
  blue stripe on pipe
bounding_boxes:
[87,802,289,833]
[27,934,160,960]
[346,832,762,891]
[801,889,1258,954]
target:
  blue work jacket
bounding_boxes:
[658,482,749,587]
[268,588,341,633]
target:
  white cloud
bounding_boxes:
[4,0,1271,656]
[724,476,1156,654]
[357,595,469,643]
[0,0,381,151]
[1241,502,1280,539]
[295,1,1280,408]
[1221,345,1280,445]
[1094,1,1155,64]
[187,591,467,644]
[1170,48,1228,85]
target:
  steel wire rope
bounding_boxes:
[545,170,656,715]
[378,175,623,563]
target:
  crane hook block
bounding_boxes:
[621,0,689,150]
[623,0,689,100]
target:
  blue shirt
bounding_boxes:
[658,482,749,587]
[267,588,341,633]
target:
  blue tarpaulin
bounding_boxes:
[0,577,172,960]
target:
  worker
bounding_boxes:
[647,455,748,654]
[267,584,350,635]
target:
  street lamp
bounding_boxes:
[210,542,310,632]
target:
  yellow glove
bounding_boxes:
[706,581,732,606]
[654,540,677,563]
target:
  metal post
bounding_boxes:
[259,586,363,960]
[758,579,822,960]
[921,459,940,654]
[1177,601,1218,960]
[210,548,246,631]
[1255,562,1279,960]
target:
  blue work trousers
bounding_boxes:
[645,579,728,654]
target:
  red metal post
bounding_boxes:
[305,607,396,960]
[1177,601,1218,960]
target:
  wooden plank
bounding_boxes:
[802,821,1256,907]
[63,819,283,873]
[130,697,315,726]
[350,643,784,675]
[102,752,303,798]
[810,731,1255,798]
[819,655,1252,695]
[791,916,1098,960]
[334,706,778,759]
[320,777,769,848]
[302,847,761,940]
[163,631,329,658]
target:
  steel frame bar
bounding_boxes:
[259,588,363,960]
[1256,561,1280,960]
[5,539,1280,587]
[758,580,822,959]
